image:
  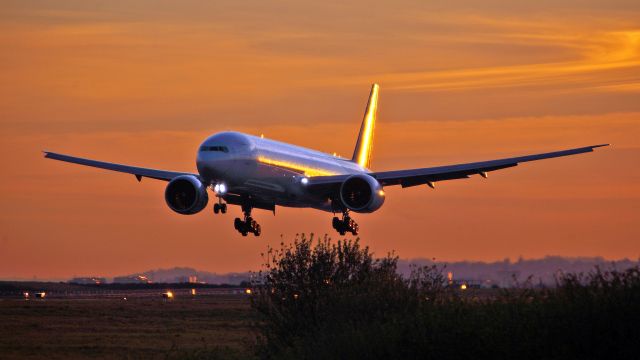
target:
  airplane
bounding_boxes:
[44,84,608,236]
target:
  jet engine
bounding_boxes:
[164,175,209,215]
[339,174,385,213]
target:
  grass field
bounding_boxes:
[0,294,255,359]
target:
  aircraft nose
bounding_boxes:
[196,147,236,180]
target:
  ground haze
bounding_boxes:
[0,293,253,359]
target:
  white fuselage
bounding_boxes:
[196,132,368,211]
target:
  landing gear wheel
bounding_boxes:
[221,203,227,214]
[214,203,220,214]
[233,209,262,237]
[332,211,359,236]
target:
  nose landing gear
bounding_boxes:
[212,184,228,214]
[213,202,227,214]
[332,210,359,235]
[234,205,261,236]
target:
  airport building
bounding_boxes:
[68,277,107,285]
[112,274,151,284]
[175,275,199,283]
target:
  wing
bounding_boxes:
[307,144,608,193]
[44,151,196,181]
[373,144,609,187]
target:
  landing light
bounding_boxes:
[214,183,227,194]
[301,177,309,185]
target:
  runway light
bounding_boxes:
[245,288,252,295]
[163,291,174,299]
[460,284,467,290]
[191,289,196,296]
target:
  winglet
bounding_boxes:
[351,83,379,169]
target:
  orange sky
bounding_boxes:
[1,0,638,279]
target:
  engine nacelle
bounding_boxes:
[164,175,209,215]
[339,174,385,213]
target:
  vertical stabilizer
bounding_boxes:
[351,83,379,169]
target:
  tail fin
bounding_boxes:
[351,83,379,169]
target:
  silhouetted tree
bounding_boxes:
[249,234,640,360]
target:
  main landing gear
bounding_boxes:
[234,205,261,237]
[213,192,227,214]
[332,210,359,235]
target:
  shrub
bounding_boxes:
[249,234,640,360]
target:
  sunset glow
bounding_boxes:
[0,0,638,279]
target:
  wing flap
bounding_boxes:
[44,151,194,181]
[395,163,518,188]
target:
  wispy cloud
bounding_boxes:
[355,25,640,93]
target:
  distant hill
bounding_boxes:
[112,256,638,287]
[398,256,638,286]
[118,267,251,285]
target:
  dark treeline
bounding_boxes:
[249,234,640,360]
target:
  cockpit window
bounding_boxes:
[199,145,229,153]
